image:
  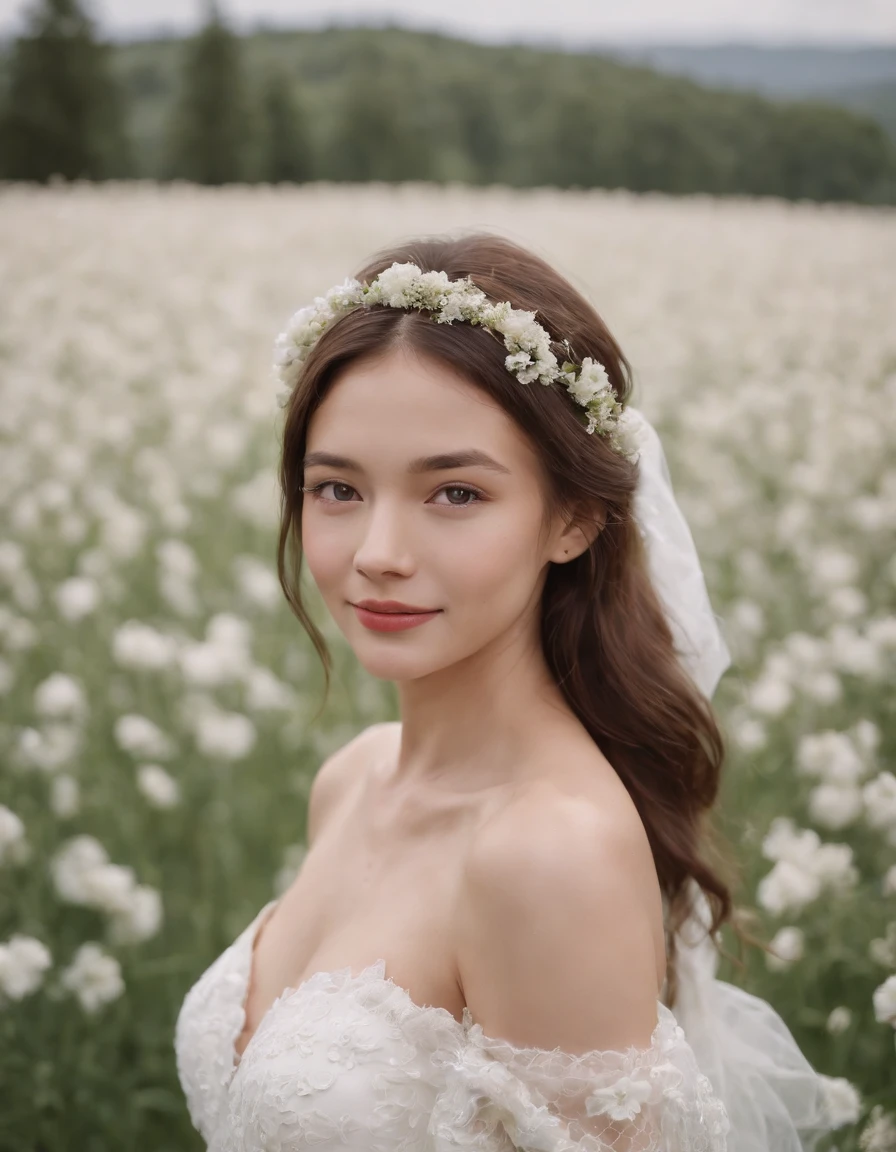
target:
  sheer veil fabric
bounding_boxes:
[632,407,833,1148]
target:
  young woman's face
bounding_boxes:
[301,344,577,682]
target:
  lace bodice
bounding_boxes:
[174,899,731,1152]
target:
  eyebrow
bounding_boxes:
[302,450,512,476]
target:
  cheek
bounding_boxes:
[445,510,543,604]
[300,512,348,589]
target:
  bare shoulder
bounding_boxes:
[306,721,399,845]
[463,778,660,932]
[456,774,665,1053]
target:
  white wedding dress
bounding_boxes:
[174,883,834,1152]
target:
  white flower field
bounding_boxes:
[0,181,894,1149]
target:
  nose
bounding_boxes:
[352,496,416,579]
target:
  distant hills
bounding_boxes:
[602,44,896,143]
[2,19,894,200]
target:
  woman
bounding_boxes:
[175,233,834,1151]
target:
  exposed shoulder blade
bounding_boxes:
[305,721,399,845]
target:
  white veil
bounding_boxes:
[627,407,834,1150]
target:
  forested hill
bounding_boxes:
[4,19,895,202]
[111,26,896,202]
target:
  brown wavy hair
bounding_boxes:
[277,231,759,1008]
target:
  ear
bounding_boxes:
[549,502,607,564]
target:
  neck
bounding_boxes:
[388,615,582,797]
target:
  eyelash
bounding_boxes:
[301,481,486,510]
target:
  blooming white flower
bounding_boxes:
[178,611,255,687]
[731,599,765,637]
[869,924,896,968]
[50,835,109,904]
[59,943,125,1013]
[852,718,881,754]
[817,1075,862,1127]
[206,613,254,653]
[757,860,822,917]
[812,548,860,589]
[810,843,859,891]
[801,671,842,705]
[15,723,82,773]
[232,469,280,528]
[732,717,767,752]
[245,665,296,712]
[233,554,281,611]
[765,926,805,971]
[796,731,866,785]
[863,773,896,834]
[866,615,896,649]
[194,708,257,761]
[114,714,174,760]
[0,806,29,866]
[859,1105,896,1152]
[883,864,896,897]
[0,935,52,1002]
[54,575,100,621]
[782,631,828,670]
[747,675,793,717]
[825,1006,852,1035]
[78,863,138,915]
[159,570,199,617]
[178,641,234,688]
[50,774,81,819]
[827,585,867,620]
[808,783,863,830]
[33,673,87,720]
[99,503,146,561]
[136,763,180,808]
[107,885,163,945]
[761,818,820,866]
[112,620,178,671]
[828,623,883,678]
[872,975,896,1027]
[0,612,37,651]
[0,540,26,581]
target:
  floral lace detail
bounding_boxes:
[174,900,279,1143]
[429,1007,730,1152]
[175,900,731,1152]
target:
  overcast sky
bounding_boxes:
[0,0,894,43]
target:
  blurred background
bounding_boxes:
[0,0,894,199]
[1,2,895,1151]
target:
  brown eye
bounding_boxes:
[433,485,484,508]
[446,487,472,505]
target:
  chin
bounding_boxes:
[353,650,432,682]
[350,635,463,684]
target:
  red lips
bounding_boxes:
[353,599,437,614]
[351,601,442,632]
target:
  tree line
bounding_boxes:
[1,0,895,204]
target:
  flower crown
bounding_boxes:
[273,261,639,459]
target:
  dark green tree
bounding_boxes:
[0,0,133,181]
[258,69,314,183]
[162,1,251,184]
[446,72,505,185]
[326,48,437,182]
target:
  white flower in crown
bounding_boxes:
[564,357,611,407]
[272,261,636,458]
